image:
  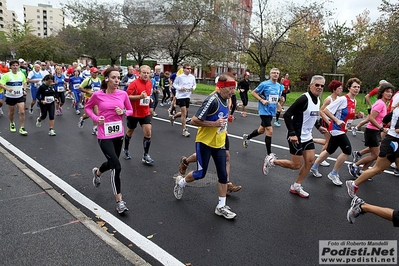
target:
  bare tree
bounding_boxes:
[63,0,127,65]
[241,0,324,81]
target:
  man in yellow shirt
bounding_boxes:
[173,72,238,219]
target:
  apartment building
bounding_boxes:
[24,3,64,37]
[0,0,17,32]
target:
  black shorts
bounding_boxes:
[364,128,381,147]
[379,135,399,162]
[126,115,151,129]
[326,134,351,155]
[288,138,315,156]
[393,209,399,227]
[176,98,190,108]
[222,135,230,150]
[281,93,287,101]
[260,115,273,127]
[6,96,25,106]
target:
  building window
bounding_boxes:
[38,33,41,36]
[37,15,40,19]
[37,27,40,30]
[50,16,53,20]
[37,9,40,12]
[37,21,40,24]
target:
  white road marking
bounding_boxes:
[0,136,185,266]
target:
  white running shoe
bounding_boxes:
[289,184,309,198]
[320,160,330,167]
[215,205,236,219]
[116,201,129,214]
[182,129,190,137]
[328,172,343,186]
[310,167,322,178]
[262,154,275,175]
[173,175,184,199]
[347,196,365,223]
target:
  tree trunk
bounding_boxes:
[259,65,267,82]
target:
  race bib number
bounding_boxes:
[268,94,279,104]
[217,120,228,134]
[140,96,150,106]
[73,84,80,90]
[6,89,22,96]
[45,96,55,103]
[92,86,100,92]
[57,86,65,92]
[104,120,122,137]
[34,82,41,88]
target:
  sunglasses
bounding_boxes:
[314,83,324,88]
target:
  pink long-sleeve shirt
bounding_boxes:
[85,89,133,139]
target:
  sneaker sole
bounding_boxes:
[328,175,343,186]
[117,208,129,214]
[214,210,236,219]
[289,189,309,198]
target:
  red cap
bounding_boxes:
[244,72,250,76]
[90,67,99,73]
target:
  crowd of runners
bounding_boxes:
[0,59,398,226]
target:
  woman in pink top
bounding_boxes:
[85,67,133,214]
[348,83,393,178]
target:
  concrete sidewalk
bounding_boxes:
[0,145,150,266]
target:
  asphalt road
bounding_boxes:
[1,95,398,266]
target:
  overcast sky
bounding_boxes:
[7,0,385,25]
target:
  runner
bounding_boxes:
[169,63,196,137]
[35,74,57,136]
[310,78,363,186]
[237,72,250,117]
[84,67,133,214]
[173,72,237,219]
[242,68,281,157]
[120,66,136,91]
[313,80,344,167]
[0,60,28,135]
[68,69,84,115]
[53,66,67,115]
[124,65,154,164]
[26,63,43,115]
[262,75,327,198]
[346,93,399,198]
[348,83,393,178]
[78,67,101,135]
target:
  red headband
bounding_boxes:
[216,80,236,88]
